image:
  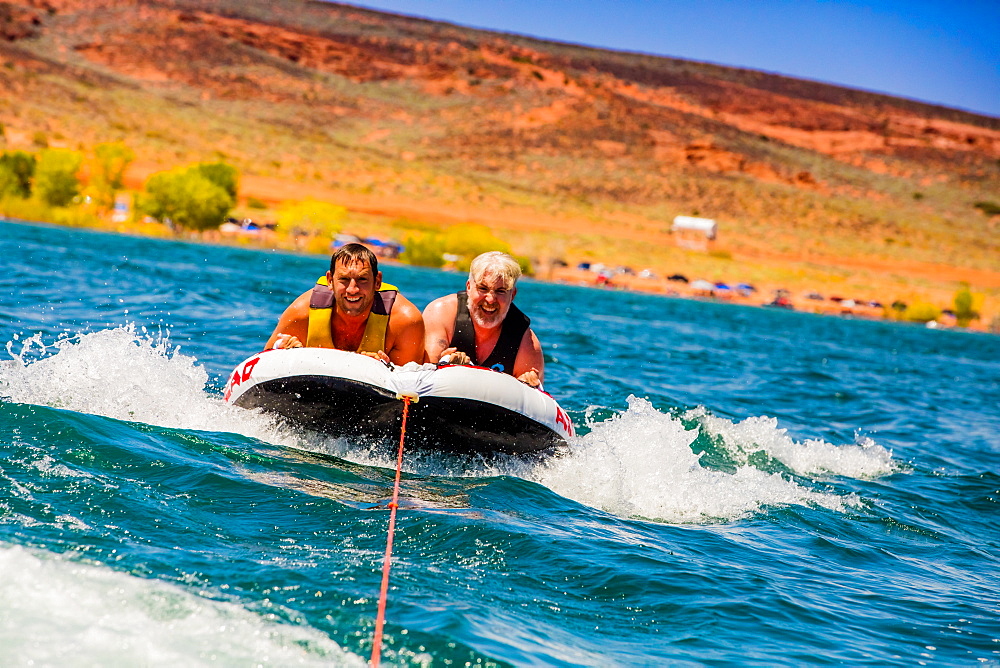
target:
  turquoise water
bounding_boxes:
[1,218,998,666]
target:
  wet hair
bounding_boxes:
[468,251,521,290]
[331,243,378,276]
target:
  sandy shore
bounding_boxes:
[109,159,1000,333]
[544,266,990,332]
[114,220,1000,333]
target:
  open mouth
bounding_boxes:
[341,294,367,311]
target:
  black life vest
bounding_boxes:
[450,290,529,375]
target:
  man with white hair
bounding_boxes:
[422,251,544,387]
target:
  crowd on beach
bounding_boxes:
[547,263,976,329]
[59,207,997,332]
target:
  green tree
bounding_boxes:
[0,151,36,198]
[953,285,980,327]
[0,164,16,199]
[141,167,233,231]
[196,162,238,201]
[90,142,135,207]
[34,148,83,207]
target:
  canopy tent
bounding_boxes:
[671,216,718,240]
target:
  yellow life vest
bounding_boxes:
[306,276,398,352]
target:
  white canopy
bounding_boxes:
[672,216,717,240]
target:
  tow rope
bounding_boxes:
[370,394,414,667]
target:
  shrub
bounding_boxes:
[34,148,83,207]
[904,301,941,323]
[443,223,510,257]
[0,194,52,222]
[441,224,516,272]
[246,196,267,209]
[277,199,346,237]
[400,232,446,268]
[953,285,980,327]
[141,166,233,231]
[90,142,135,207]
[399,224,529,272]
[302,235,335,255]
[52,206,101,228]
[0,151,35,198]
[0,165,18,200]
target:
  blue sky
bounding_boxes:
[345,0,1000,118]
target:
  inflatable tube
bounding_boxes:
[223,348,575,456]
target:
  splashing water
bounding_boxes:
[4,221,998,666]
[1,325,288,445]
[692,407,896,479]
[533,396,889,523]
[1,328,895,525]
[0,546,365,666]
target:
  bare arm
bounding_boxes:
[512,328,544,387]
[385,294,426,365]
[264,290,312,350]
[421,295,459,363]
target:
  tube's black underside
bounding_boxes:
[234,375,564,456]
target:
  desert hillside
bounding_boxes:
[1,0,998,322]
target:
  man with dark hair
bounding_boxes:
[265,243,425,365]
[422,251,543,387]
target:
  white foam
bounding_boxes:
[0,325,290,445]
[0,545,365,666]
[0,328,896,523]
[691,407,897,478]
[532,396,889,523]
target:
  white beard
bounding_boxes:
[469,298,504,329]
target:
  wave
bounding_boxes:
[1,325,288,442]
[0,545,363,666]
[532,396,895,524]
[1,326,897,525]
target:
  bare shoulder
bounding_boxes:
[422,293,459,323]
[390,292,424,327]
[282,289,314,319]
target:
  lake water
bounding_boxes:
[1,219,998,666]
